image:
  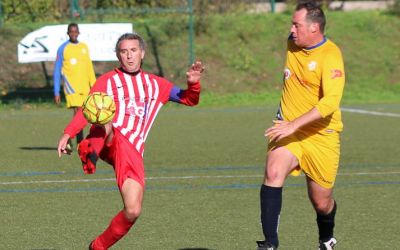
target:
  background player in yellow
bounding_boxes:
[257,2,345,250]
[53,23,96,146]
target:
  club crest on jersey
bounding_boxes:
[284,68,291,80]
[126,98,146,118]
[331,69,343,79]
[308,61,317,71]
[70,58,77,65]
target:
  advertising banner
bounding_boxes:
[18,23,133,63]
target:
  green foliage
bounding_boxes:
[1,0,58,23]
[390,0,400,16]
[1,10,400,105]
[87,0,183,8]
[0,0,264,24]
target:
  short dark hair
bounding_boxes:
[115,33,146,53]
[67,23,79,32]
[296,1,326,32]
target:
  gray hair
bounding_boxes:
[115,33,146,53]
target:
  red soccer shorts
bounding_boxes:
[99,129,145,190]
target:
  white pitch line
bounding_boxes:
[1,172,400,185]
[339,171,400,176]
[0,178,115,185]
[146,174,262,180]
[0,175,263,185]
[342,108,400,117]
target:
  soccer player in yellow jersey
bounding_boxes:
[257,2,345,250]
[53,23,96,145]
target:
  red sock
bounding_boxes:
[91,211,135,250]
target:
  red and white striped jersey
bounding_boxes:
[64,68,200,156]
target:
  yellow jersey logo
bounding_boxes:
[308,61,317,71]
[331,69,343,79]
[284,68,291,80]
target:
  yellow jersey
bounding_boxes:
[53,41,96,98]
[278,37,345,133]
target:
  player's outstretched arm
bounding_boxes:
[168,61,204,106]
[57,134,71,157]
[186,61,205,84]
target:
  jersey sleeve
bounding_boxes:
[53,45,65,96]
[315,50,345,118]
[63,109,88,138]
[169,81,201,106]
[155,76,174,104]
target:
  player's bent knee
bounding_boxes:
[124,206,142,222]
[264,166,286,186]
[121,178,144,221]
[313,200,333,215]
[265,168,279,181]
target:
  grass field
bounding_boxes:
[1,103,400,249]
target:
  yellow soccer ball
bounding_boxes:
[82,92,116,125]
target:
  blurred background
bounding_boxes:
[0,0,399,105]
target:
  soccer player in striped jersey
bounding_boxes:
[53,23,96,145]
[257,2,345,250]
[56,33,204,249]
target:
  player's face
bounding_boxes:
[290,8,314,48]
[67,26,79,43]
[118,39,145,73]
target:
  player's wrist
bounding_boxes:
[187,80,200,86]
[290,120,300,131]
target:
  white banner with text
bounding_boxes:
[18,23,133,63]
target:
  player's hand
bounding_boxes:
[264,120,296,142]
[186,61,205,84]
[54,95,61,105]
[57,134,72,157]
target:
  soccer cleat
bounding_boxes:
[256,240,277,250]
[78,139,98,174]
[318,237,337,250]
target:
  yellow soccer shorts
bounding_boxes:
[65,93,88,108]
[268,130,340,189]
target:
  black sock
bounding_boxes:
[76,130,84,144]
[260,184,283,247]
[317,200,337,242]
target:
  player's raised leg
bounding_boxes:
[306,177,337,250]
[258,146,299,249]
[78,123,113,174]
